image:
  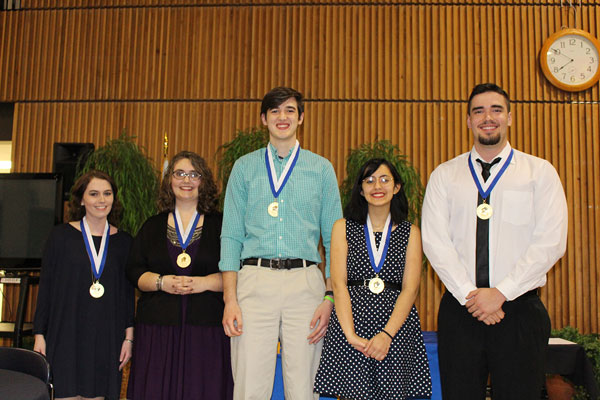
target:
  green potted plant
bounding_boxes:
[215,126,269,209]
[78,132,159,236]
[339,140,424,225]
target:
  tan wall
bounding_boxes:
[1,1,599,333]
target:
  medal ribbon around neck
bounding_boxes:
[80,217,110,280]
[173,209,200,252]
[363,214,392,275]
[265,140,301,198]
[468,149,514,201]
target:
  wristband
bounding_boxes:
[156,274,163,291]
[381,329,394,340]
[124,338,134,344]
[324,295,334,304]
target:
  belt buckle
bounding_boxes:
[269,258,283,269]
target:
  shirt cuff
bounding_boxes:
[457,282,478,305]
[218,260,241,272]
[495,279,519,301]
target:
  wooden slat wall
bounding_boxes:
[1,2,599,334]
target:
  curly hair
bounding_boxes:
[344,158,408,226]
[68,170,123,226]
[158,151,219,214]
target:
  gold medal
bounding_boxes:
[89,282,105,298]
[368,276,385,294]
[177,252,191,268]
[476,202,493,220]
[267,201,279,217]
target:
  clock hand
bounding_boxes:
[557,58,574,71]
[551,49,571,61]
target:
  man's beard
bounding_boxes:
[478,133,501,146]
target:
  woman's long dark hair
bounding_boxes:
[344,158,408,225]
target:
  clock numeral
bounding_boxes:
[552,48,561,55]
[570,75,576,83]
[562,73,567,80]
[590,57,595,64]
[588,66,593,72]
[586,48,591,54]
[569,39,576,46]
[560,42,566,48]
[553,67,559,73]
[550,57,556,64]
[581,73,586,80]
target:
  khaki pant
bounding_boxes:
[231,264,325,400]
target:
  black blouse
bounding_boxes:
[126,212,224,326]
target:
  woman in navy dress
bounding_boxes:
[33,170,134,400]
[314,158,431,400]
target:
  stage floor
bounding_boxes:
[271,331,441,400]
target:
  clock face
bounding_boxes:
[541,29,600,91]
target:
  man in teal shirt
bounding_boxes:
[220,87,342,399]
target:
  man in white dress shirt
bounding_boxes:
[422,83,568,400]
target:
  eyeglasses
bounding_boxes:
[362,175,393,185]
[173,170,201,181]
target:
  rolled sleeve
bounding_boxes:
[219,160,247,272]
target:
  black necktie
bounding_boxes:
[475,157,501,288]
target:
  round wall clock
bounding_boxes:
[540,28,600,92]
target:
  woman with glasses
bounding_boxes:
[126,151,233,400]
[314,158,431,400]
[33,170,134,400]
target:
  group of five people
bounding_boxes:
[32,83,567,400]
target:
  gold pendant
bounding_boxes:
[476,203,493,220]
[177,252,191,268]
[368,276,385,294]
[89,282,105,298]
[267,201,279,217]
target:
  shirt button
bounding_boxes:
[279,218,283,222]
[279,236,283,240]
[280,199,284,203]
[278,253,282,257]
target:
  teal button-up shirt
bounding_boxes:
[219,143,342,276]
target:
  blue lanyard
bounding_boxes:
[468,149,514,200]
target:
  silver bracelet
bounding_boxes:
[124,338,134,344]
[156,274,163,291]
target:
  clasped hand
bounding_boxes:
[348,332,392,361]
[162,275,195,295]
[465,287,506,325]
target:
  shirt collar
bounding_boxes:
[470,142,513,168]
[268,142,294,163]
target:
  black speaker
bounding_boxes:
[53,142,95,201]
[0,103,14,141]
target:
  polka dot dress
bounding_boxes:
[314,219,432,400]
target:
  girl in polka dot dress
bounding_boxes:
[314,158,432,400]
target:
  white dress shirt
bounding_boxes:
[422,143,568,305]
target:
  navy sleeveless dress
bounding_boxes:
[314,219,432,400]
